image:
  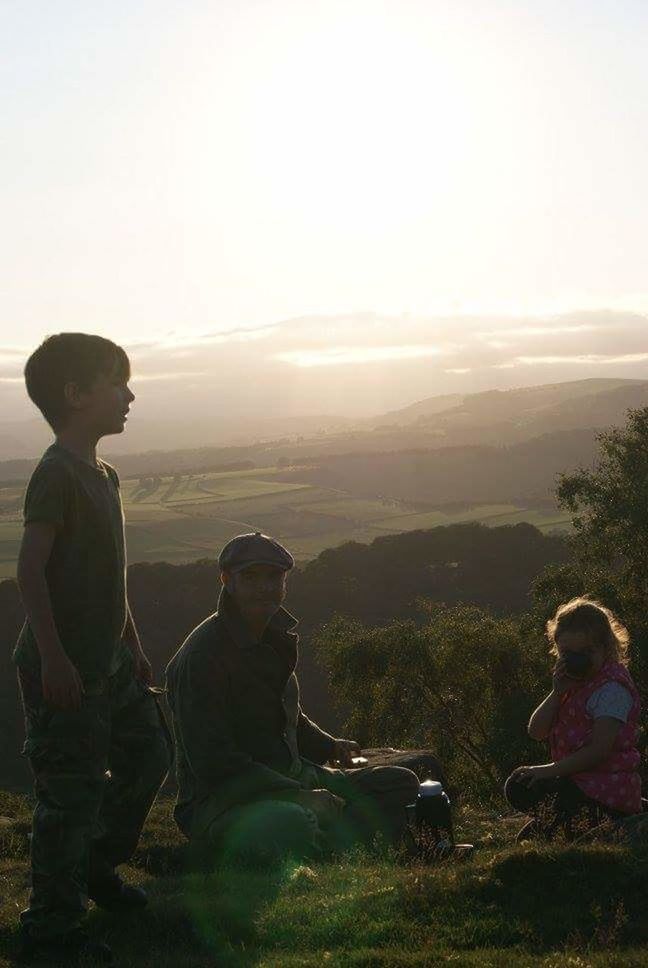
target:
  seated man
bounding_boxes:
[166,532,419,865]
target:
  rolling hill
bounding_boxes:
[367,378,648,444]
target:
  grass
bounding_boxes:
[0,468,571,577]
[0,793,646,967]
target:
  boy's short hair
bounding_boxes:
[547,596,630,665]
[25,333,130,431]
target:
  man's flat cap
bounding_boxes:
[218,531,294,574]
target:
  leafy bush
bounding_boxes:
[315,603,549,801]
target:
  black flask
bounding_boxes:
[407,780,474,861]
[414,780,454,853]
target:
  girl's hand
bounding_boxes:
[511,763,557,787]
[552,658,574,696]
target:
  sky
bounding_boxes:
[2,0,648,425]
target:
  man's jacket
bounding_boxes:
[165,588,336,835]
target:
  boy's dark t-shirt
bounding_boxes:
[13,443,129,680]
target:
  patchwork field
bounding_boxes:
[0,467,571,576]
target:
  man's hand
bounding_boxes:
[511,763,557,787]
[294,788,345,828]
[131,646,153,686]
[41,651,84,710]
[330,738,361,768]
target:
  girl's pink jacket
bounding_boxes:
[550,661,642,815]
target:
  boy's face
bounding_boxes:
[67,368,135,437]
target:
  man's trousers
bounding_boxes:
[190,762,420,866]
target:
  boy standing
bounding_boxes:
[14,334,171,964]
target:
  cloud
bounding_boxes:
[133,370,208,382]
[118,309,648,408]
[125,308,648,381]
[274,344,445,368]
[504,353,648,367]
[479,323,600,338]
[466,311,648,371]
[484,340,511,350]
[127,325,278,357]
[7,308,642,422]
[0,346,31,357]
[0,345,32,377]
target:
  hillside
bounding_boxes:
[0,412,356,463]
[0,791,646,967]
[372,378,648,444]
[0,377,643,476]
[363,392,465,427]
[0,522,568,790]
[276,428,599,509]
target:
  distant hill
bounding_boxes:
[0,412,354,464]
[382,378,640,425]
[0,379,648,472]
[0,378,644,485]
[363,393,465,428]
[276,427,601,507]
[366,378,648,445]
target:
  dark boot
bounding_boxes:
[18,926,114,965]
[89,874,148,912]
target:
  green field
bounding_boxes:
[0,468,570,577]
[371,504,572,534]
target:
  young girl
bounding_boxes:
[505,597,642,840]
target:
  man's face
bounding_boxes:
[224,564,287,621]
[70,367,135,437]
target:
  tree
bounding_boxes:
[558,407,648,604]
[314,603,547,800]
[537,406,648,693]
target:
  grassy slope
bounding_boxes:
[1,793,647,968]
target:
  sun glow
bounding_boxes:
[240,6,480,229]
[171,0,530,317]
[3,2,648,347]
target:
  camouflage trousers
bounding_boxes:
[18,655,172,939]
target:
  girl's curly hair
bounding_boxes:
[547,596,630,666]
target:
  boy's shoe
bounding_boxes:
[18,926,114,965]
[89,875,148,912]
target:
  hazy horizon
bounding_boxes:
[2,1,648,433]
[0,311,647,434]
